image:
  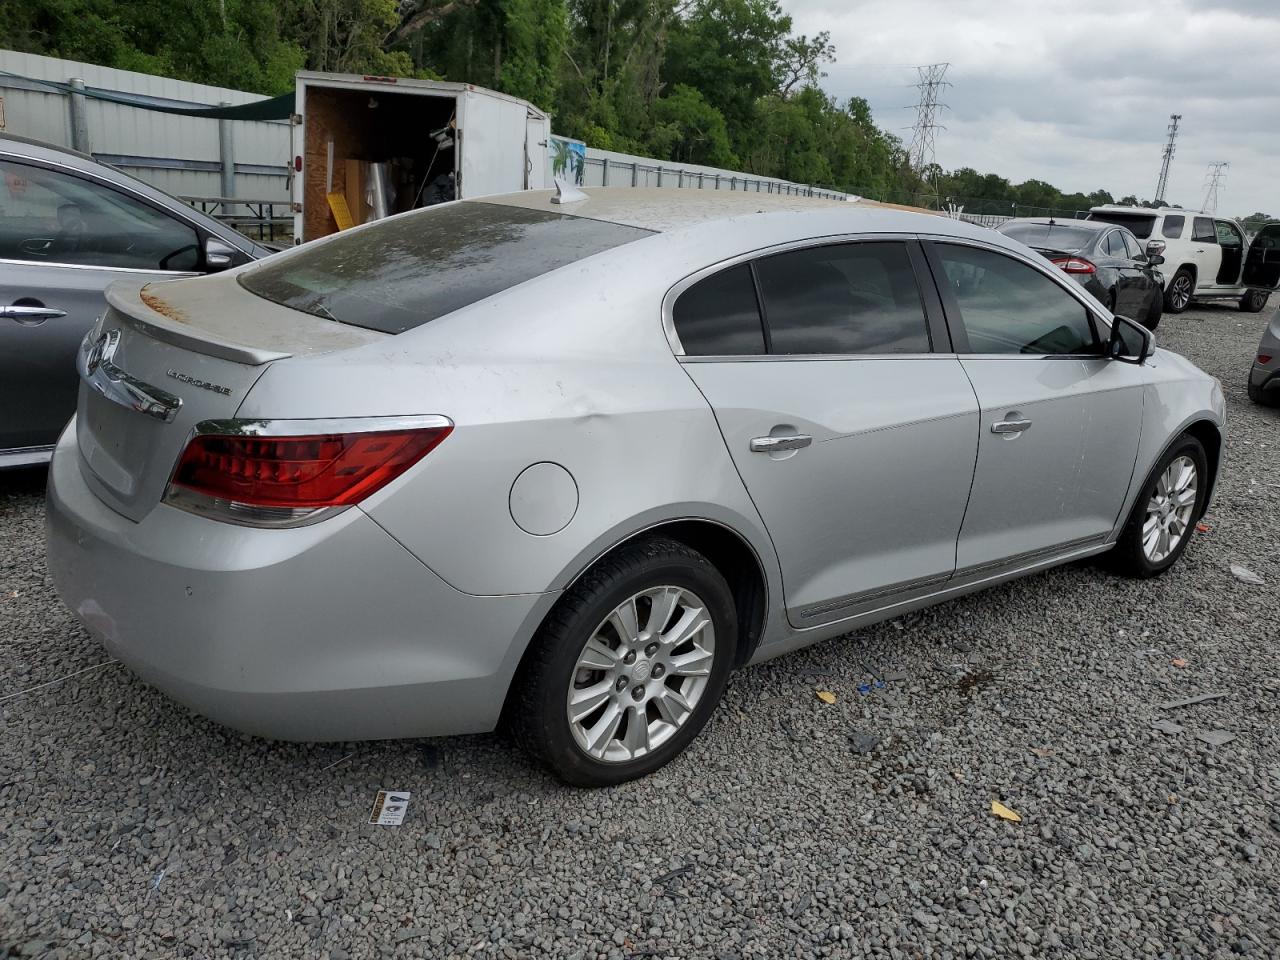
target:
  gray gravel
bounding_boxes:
[3,301,1279,959]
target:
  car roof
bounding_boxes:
[1090,205,1206,216]
[478,186,1000,240]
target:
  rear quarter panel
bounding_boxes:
[234,237,784,607]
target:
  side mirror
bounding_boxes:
[203,237,238,272]
[1149,254,1165,266]
[1107,314,1154,365]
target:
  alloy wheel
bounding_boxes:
[1170,276,1192,310]
[1142,455,1197,563]
[566,586,715,763]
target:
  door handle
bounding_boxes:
[991,418,1032,435]
[750,435,813,453]
[2,304,67,324]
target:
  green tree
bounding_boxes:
[646,84,735,166]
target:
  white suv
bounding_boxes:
[1088,206,1275,314]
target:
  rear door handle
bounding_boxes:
[991,418,1032,435]
[2,304,67,324]
[750,435,812,453]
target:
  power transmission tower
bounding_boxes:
[908,63,950,200]
[1153,113,1181,204]
[1202,162,1228,214]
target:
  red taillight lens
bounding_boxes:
[1050,256,1097,275]
[170,425,451,510]
[1259,354,1273,364]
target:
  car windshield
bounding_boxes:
[239,201,655,334]
[999,222,1098,252]
[1088,212,1156,239]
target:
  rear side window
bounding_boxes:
[934,244,1096,355]
[1104,232,1127,257]
[1193,217,1217,243]
[1162,215,1185,239]
[672,264,766,355]
[240,201,654,333]
[753,242,930,354]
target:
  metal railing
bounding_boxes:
[580,156,848,201]
[181,195,292,244]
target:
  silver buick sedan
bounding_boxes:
[47,189,1225,785]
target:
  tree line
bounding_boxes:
[1,0,1243,218]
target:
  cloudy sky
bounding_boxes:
[783,0,1279,215]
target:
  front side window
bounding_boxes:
[1192,217,1217,243]
[753,242,930,355]
[672,263,766,355]
[1162,215,1185,239]
[1122,232,1144,260]
[934,243,1097,355]
[241,201,655,334]
[0,159,199,270]
[1215,221,1243,248]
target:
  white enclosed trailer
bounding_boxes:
[290,72,551,243]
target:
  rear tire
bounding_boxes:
[1143,289,1163,331]
[1106,435,1207,579]
[509,536,737,786]
[1250,378,1279,406]
[1164,269,1194,313]
[1240,289,1270,313]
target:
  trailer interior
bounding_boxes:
[301,85,459,241]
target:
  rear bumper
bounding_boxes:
[46,422,555,741]
[1250,362,1278,394]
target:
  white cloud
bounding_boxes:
[782,0,1280,214]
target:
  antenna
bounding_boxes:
[908,63,950,198]
[1154,114,1181,204]
[1202,161,1228,214]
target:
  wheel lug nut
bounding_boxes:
[652,664,665,679]
[644,642,659,656]
[615,676,628,691]
[631,685,645,701]
[623,651,637,665]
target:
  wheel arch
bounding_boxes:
[1182,419,1222,517]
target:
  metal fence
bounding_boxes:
[578,155,847,200]
[180,195,292,244]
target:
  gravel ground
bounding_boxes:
[2,301,1278,960]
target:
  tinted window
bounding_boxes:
[1104,231,1128,257]
[1192,217,1217,243]
[753,242,930,355]
[1121,232,1144,260]
[998,222,1097,252]
[1090,212,1155,239]
[934,244,1097,355]
[240,201,654,333]
[1162,215,1185,239]
[0,159,199,270]
[672,264,765,355]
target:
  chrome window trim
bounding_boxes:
[660,230,921,358]
[0,256,197,277]
[679,352,958,363]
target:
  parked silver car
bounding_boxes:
[47,190,1226,785]
[0,134,274,468]
[1249,304,1280,406]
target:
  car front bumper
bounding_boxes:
[46,422,555,741]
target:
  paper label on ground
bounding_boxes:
[369,790,410,826]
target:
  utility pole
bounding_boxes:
[908,63,950,204]
[1202,162,1228,214]
[1153,113,1181,205]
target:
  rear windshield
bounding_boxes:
[239,201,654,333]
[998,222,1097,252]
[1088,212,1156,239]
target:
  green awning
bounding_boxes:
[1,70,294,120]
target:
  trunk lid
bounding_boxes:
[76,271,383,521]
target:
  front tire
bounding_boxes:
[1106,435,1207,578]
[509,536,737,786]
[1164,269,1194,313]
[1240,289,1269,313]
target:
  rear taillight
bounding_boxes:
[1260,355,1273,365]
[1050,256,1097,275]
[164,416,452,527]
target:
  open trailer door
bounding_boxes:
[1243,222,1280,290]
